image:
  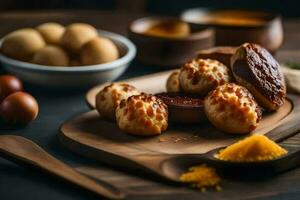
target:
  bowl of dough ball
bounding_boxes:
[0,23,136,88]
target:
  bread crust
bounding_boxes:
[204,83,262,134]
[116,94,168,136]
[95,83,139,120]
[231,43,286,111]
[166,70,181,93]
[179,58,231,96]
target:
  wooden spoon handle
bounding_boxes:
[0,135,125,200]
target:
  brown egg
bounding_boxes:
[36,22,65,44]
[32,45,69,66]
[0,75,23,102]
[80,37,119,65]
[60,23,98,53]
[0,92,39,124]
[1,28,46,61]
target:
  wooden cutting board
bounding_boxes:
[60,70,299,181]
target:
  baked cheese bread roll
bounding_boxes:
[204,83,262,134]
[116,93,168,136]
[166,70,181,93]
[95,83,139,120]
[179,58,231,96]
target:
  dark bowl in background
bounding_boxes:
[181,9,283,54]
[128,17,214,67]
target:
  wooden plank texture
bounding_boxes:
[75,133,300,199]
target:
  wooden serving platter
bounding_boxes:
[61,71,300,181]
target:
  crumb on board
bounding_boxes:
[158,134,200,143]
[158,137,167,142]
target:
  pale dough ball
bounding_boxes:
[116,93,168,136]
[32,45,69,66]
[166,70,181,93]
[60,23,98,53]
[179,58,231,96]
[96,83,140,120]
[36,22,65,44]
[1,28,45,61]
[204,83,262,134]
[80,36,119,65]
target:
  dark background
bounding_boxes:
[0,0,300,17]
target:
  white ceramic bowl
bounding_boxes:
[0,30,136,88]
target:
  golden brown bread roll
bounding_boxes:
[116,93,168,136]
[179,58,231,96]
[204,83,262,134]
[1,28,45,61]
[95,83,140,120]
[166,70,181,93]
[231,43,286,111]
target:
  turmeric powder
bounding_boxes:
[217,134,288,162]
[180,164,221,191]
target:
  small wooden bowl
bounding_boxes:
[128,17,214,67]
[155,92,206,124]
[181,9,283,54]
[196,46,237,67]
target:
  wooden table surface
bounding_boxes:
[0,10,300,200]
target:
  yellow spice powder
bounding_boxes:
[180,164,221,191]
[180,134,287,191]
[217,134,288,162]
